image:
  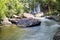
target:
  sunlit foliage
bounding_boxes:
[0,0,60,18]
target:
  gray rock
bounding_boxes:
[17,18,41,27]
[23,13,34,18]
[9,18,20,24]
[53,28,60,40]
[35,12,44,17]
[10,18,41,27]
[45,16,57,21]
[2,18,12,26]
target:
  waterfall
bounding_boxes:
[17,17,60,40]
[30,2,41,15]
[36,2,41,13]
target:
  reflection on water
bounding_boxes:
[0,17,60,40]
[0,25,27,40]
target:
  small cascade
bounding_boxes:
[36,2,41,13]
[30,2,41,15]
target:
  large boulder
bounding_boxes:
[2,17,12,26]
[35,12,44,17]
[23,13,34,18]
[16,18,41,27]
[10,18,41,27]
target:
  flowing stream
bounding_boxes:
[17,17,60,40]
[1,17,60,40]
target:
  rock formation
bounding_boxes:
[23,13,35,18]
[35,12,44,17]
[10,18,41,27]
[2,17,12,26]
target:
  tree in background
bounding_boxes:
[0,0,7,24]
[0,0,60,20]
[38,0,60,16]
[5,0,24,17]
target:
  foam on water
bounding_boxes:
[17,17,60,40]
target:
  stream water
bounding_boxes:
[1,17,60,40]
[17,17,60,40]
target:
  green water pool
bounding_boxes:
[0,25,28,40]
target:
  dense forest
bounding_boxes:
[0,0,60,18]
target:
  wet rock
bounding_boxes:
[45,16,57,21]
[35,12,44,17]
[12,15,21,19]
[46,16,60,22]
[10,18,41,27]
[17,18,41,27]
[9,18,20,24]
[53,28,60,40]
[2,17,12,26]
[23,13,34,18]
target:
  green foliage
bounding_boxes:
[5,0,24,17]
[0,0,7,24]
[0,0,60,18]
[0,0,7,19]
[38,0,60,16]
[0,0,25,18]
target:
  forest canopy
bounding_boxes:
[0,0,60,19]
